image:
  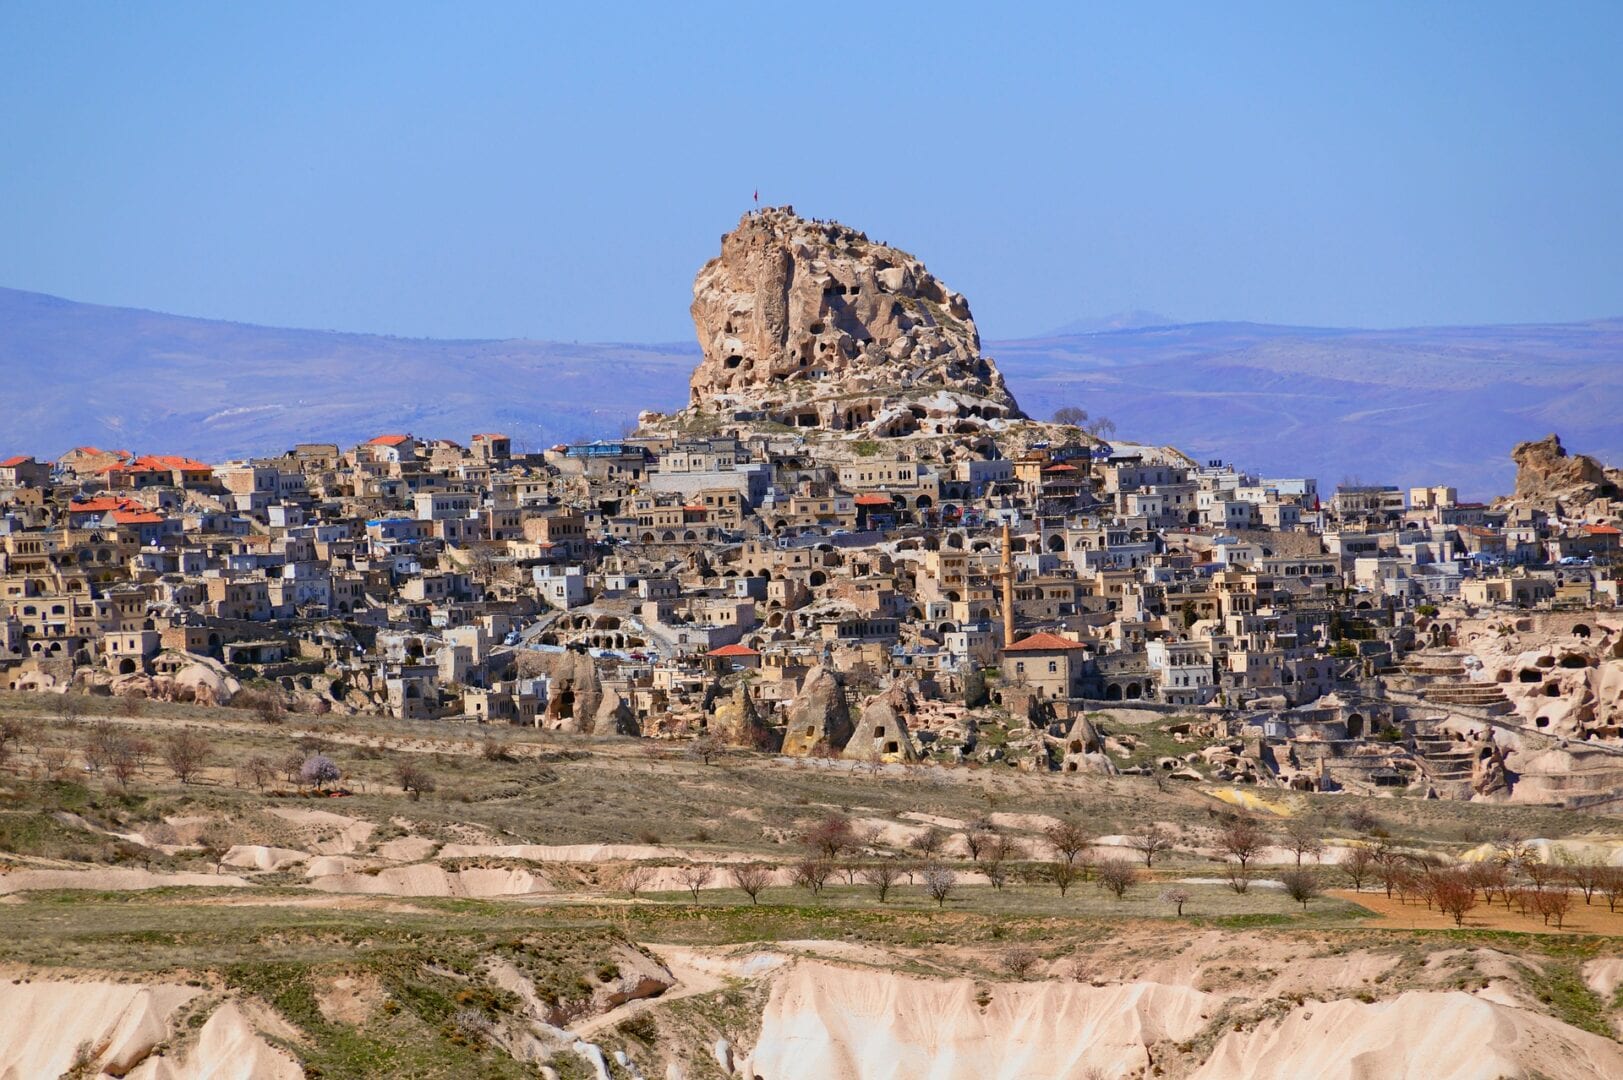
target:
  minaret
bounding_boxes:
[1000,519,1016,647]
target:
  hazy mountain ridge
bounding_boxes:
[2,286,1618,498]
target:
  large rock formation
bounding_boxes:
[1505,434,1620,514]
[780,665,853,756]
[680,207,1023,436]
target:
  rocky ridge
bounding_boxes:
[651,207,1026,442]
[1501,434,1621,519]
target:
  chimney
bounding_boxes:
[1000,519,1016,648]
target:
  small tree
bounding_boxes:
[1598,866,1623,913]
[617,864,654,897]
[1341,846,1376,892]
[301,754,340,791]
[395,762,436,800]
[1374,849,1408,899]
[1096,859,1139,899]
[1535,887,1574,929]
[1001,946,1040,978]
[793,858,834,896]
[1565,859,1605,905]
[198,826,232,874]
[1280,868,1323,910]
[677,864,713,901]
[965,826,998,863]
[730,862,771,905]
[800,813,854,860]
[1283,821,1324,866]
[1433,872,1478,928]
[1044,820,1093,866]
[1224,863,1250,895]
[82,721,117,774]
[909,826,948,859]
[1161,887,1191,916]
[1217,818,1269,874]
[1126,826,1174,868]
[922,863,957,908]
[161,730,213,784]
[687,733,723,766]
[241,755,276,791]
[983,835,1021,890]
[861,860,904,902]
[1044,859,1082,897]
[108,736,144,788]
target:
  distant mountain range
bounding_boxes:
[2,286,1618,500]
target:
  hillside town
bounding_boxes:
[3,209,1620,809]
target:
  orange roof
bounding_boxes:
[1005,631,1088,652]
[0,455,32,468]
[70,497,144,513]
[112,511,166,524]
[1043,463,1080,472]
[707,643,761,657]
[683,504,709,513]
[100,454,210,474]
[368,434,412,446]
[472,433,509,440]
[853,494,893,506]
[1584,525,1621,536]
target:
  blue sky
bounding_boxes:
[1,2,1619,342]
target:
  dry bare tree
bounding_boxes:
[861,860,904,902]
[1432,872,1477,927]
[729,862,772,905]
[1126,826,1173,868]
[1283,820,1325,866]
[1341,846,1376,892]
[677,863,713,902]
[1217,818,1269,873]
[160,730,213,784]
[617,864,655,897]
[1280,868,1323,910]
[1096,859,1139,899]
[1044,819,1093,867]
[1161,887,1191,916]
[909,826,948,859]
[792,858,834,896]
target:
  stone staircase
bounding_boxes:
[1398,651,1512,715]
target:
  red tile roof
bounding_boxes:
[706,643,761,657]
[1005,631,1088,652]
[111,511,166,524]
[1584,525,1621,536]
[368,434,412,446]
[0,455,33,468]
[853,494,893,506]
[70,497,144,513]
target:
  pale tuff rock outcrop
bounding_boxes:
[0,981,301,1080]
[681,207,1022,435]
[1189,989,1623,1080]
[709,684,777,750]
[1502,433,1621,515]
[741,960,1213,1080]
[590,685,640,737]
[780,665,852,756]
[523,650,603,732]
[843,680,919,762]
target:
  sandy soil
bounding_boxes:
[1332,888,1623,934]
